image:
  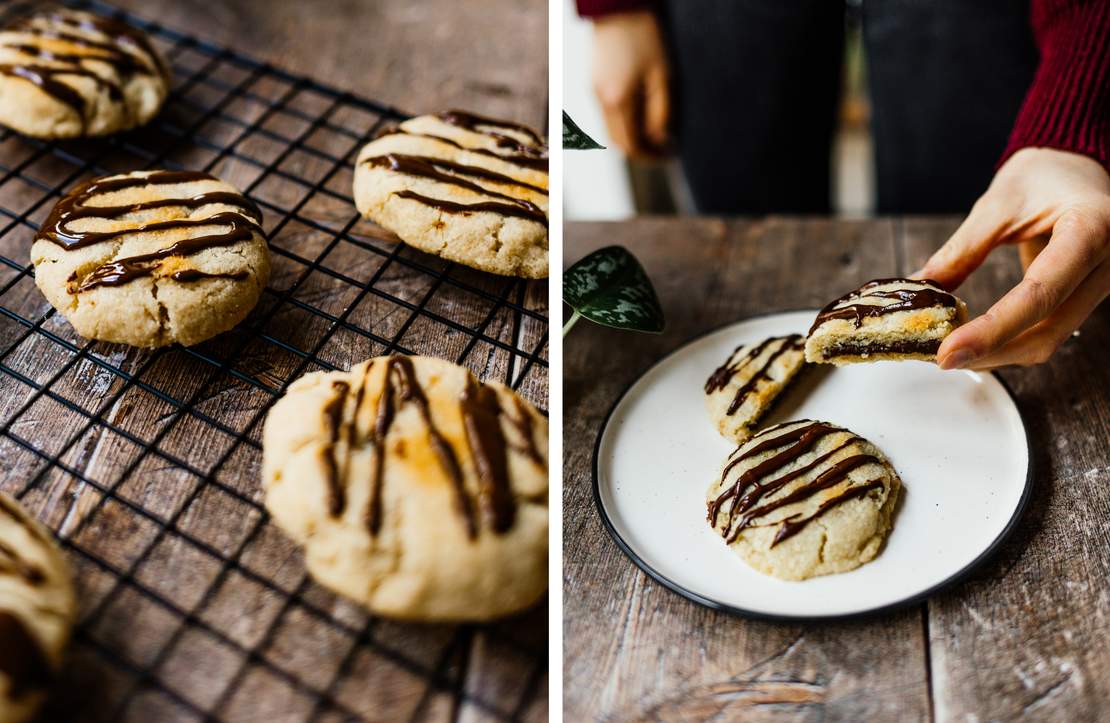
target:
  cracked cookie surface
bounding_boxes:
[32,169,270,348]
[706,420,900,581]
[0,8,169,138]
[262,355,549,621]
[353,111,548,278]
[0,493,75,723]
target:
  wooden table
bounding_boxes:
[0,1,548,721]
[564,218,1110,721]
[111,0,548,130]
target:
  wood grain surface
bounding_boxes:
[564,218,1110,722]
[0,1,548,721]
[109,0,549,131]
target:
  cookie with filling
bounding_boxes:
[805,278,968,365]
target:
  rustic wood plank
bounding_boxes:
[563,218,931,721]
[900,218,1110,721]
[109,0,548,129]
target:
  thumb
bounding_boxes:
[918,201,1005,289]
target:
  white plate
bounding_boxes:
[594,310,1031,620]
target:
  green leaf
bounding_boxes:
[563,111,605,150]
[564,246,664,333]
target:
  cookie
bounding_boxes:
[31,169,270,348]
[353,110,548,278]
[0,494,75,723]
[262,355,548,622]
[705,334,807,443]
[805,278,968,365]
[0,8,169,138]
[706,420,900,581]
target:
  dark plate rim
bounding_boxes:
[589,310,1034,623]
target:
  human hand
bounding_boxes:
[918,148,1110,370]
[590,10,670,159]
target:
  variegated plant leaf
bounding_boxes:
[564,245,664,334]
[563,111,605,150]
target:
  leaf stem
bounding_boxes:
[563,310,581,337]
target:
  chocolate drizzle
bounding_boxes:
[69,213,258,291]
[375,127,549,171]
[321,380,351,516]
[368,153,548,227]
[314,357,530,540]
[507,397,544,466]
[367,356,474,537]
[710,422,838,522]
[438,109,547,152]
[365,153,546,194]
[0,611,53,699]
[38,170,262,292]
[461,378,515,533]
[1,9,166,127]
[393,189,548,227]
[809,278,958,335]
[772,479,886,545]
[708,421,888,546]
[40,170,262,250]
[168,269,250,283]
[705,335,804,416]
[0,63,100,115]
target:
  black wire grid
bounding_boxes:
[0,2,549,721]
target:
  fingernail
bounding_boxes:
[940,350,975,370]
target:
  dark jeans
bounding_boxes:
[661,0,1038,214]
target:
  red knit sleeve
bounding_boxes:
[576,0,652,18]
[1000,0,1110,170]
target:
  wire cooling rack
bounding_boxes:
[0,1,549,721]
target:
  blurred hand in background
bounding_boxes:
[580,0,1108,369]
[590,11,670,159]
[920,148,1110,370]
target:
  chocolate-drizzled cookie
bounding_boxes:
[262,355,548,622]
[706,420,901,580]
[0,494,74,723]
[31,170,270,348]
[805,278,968,365]
[0,8,169,138]
[353,111,548,278]
[704,334,807,443]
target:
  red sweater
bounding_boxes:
[576,0,1110,172]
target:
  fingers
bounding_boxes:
[938,210,1110,369]
[596,76,667,159]
[1019,237,1048,271]
[643,66,670,151]
[966,258,1110,369]
[918,201,1005,289]
[599,94,643,158]
[593,66,642,157]
[591,11,670,160]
